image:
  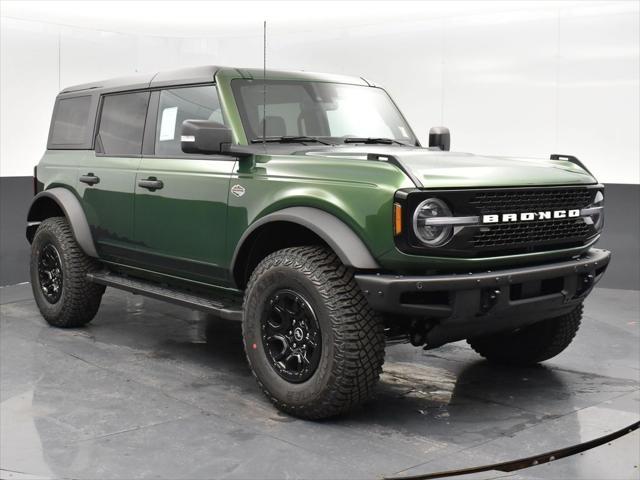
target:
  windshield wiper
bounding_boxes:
[343,137,409,146]
[250,136,332,145]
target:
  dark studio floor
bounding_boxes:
[0,284,638,479]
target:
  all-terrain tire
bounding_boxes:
[242,246,385,419]
[467,304,583,365]
[30,217,105,328]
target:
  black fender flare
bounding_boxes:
[27,188,98,258]
[231,206,381,273]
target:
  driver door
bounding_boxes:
[133,85,235,285]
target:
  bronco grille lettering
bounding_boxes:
[483,209,580,224]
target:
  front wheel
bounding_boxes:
[467,305,583,365]
[242,246,385,419]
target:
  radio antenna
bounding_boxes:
[262,20,267,150]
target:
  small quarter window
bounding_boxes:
[50,95,92,146]
[155,85,224,156]
[97,92,150,155]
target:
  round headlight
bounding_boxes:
[413,198,453,246]
[590,190,605,231]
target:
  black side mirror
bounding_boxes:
[428,126,450,151]
[181,120,233,155]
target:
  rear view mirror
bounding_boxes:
[428,126,450,151]
[181,120,233,155]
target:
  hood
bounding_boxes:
[302,146,597,188]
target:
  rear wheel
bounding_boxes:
[30,217,105,328]
[242,246,385,419]
[467,305,583,365]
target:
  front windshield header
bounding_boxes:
[231,79,417,145]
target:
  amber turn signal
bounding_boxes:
[393,202,403,236]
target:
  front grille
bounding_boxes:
[471,218,593,249]
[469,188,593,214]
[468,187,598,254]
[397,185,602,258]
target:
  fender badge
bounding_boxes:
[231,184,246,198]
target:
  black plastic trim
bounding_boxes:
[230,207,381,278]
[142,90,160,156]
[355,248,610,320]
[26,188,98,257]
[87,271,242,321]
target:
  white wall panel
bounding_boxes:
[135,36,183,72]
[58,28,137,88]
[263,20,445,145]
[441,12,559,159]
[0,18,59,177]
[1,3,638,183]
[215,34,263,66]
[556,7,640,183]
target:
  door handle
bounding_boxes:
[79,173,100,185]
[138,177,164,192]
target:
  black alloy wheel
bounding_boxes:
[262,289,322,383]
[38,243,63,303]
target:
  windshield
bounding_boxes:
[231,79,417,145]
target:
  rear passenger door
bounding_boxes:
[78,91,150,263]
[133,85,235,285]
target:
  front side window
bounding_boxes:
[97,92,149,155]
[232,79,416,144]
[155,85,225,156]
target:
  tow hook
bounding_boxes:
[575,273,595,298]
[409,319,433,347]
[480,288,501,314]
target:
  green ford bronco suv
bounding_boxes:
[28,65,610,419]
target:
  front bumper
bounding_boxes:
[355,248,610,345]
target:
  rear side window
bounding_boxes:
[49,95,93,147]
[97,92,150,155]
[155,85,224,156]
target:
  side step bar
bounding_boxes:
[87,272,243,321]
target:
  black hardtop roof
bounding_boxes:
[59,65,371,96]
[60,65,224,95]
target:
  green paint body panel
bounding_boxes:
[133,156,236,283]
[35,67,601,291]
[78,154,140,255]
[227,154,412,264]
